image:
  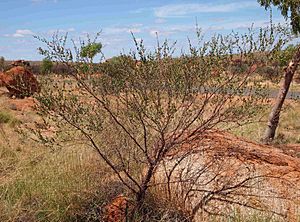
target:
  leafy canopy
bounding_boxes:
[258,0,300,34]
[80,42,102,60]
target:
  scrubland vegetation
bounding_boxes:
[0,21,300,221]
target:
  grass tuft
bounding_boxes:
[0,110,21,126]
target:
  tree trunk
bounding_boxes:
[128,164,155,221]
[263,46,300,143]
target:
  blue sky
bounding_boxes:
[0,0,285,61]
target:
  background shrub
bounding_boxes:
[41,58,53,74]
[0,56,5,72]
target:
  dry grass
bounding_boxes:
[0,94,120,221]
[0,137,112,221]
[228,98,300,145]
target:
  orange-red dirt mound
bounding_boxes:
[0,66,40,98]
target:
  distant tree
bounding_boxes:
[101,55,136,79]
[41,58,53,74]
[80,42,102,63]
[106,55,134,65]
[258,0,300,142]
[0,56,5,72]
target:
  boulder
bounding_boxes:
[0,66,40,98]
[154,130,300,221]
[11,60,30,68]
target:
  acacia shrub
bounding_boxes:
[33,24,293,220]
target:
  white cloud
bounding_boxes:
[131,23,143,28]
[5,29,35,38]
[154,1,258,18]
[155,18,167,24]
[130,8,148,14]
[101,38,125,46]
[16,29,34,35]
[104,24,143,35]
[31,0,58,3]
[129,28,141,33]
[149,24,194,37]
[13,33,25,38]
[149,29,178,37]
[149,30,159,37]
[207,18,286,31]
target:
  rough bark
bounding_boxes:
[263,46,300,143]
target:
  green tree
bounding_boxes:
[80,42,102,63]
[41,58,53,74]
[258,0,300,34]
[278,44,298,67]
[258,0,300,142]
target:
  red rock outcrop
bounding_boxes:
[0,66,40,98]
[11,60,30,67]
